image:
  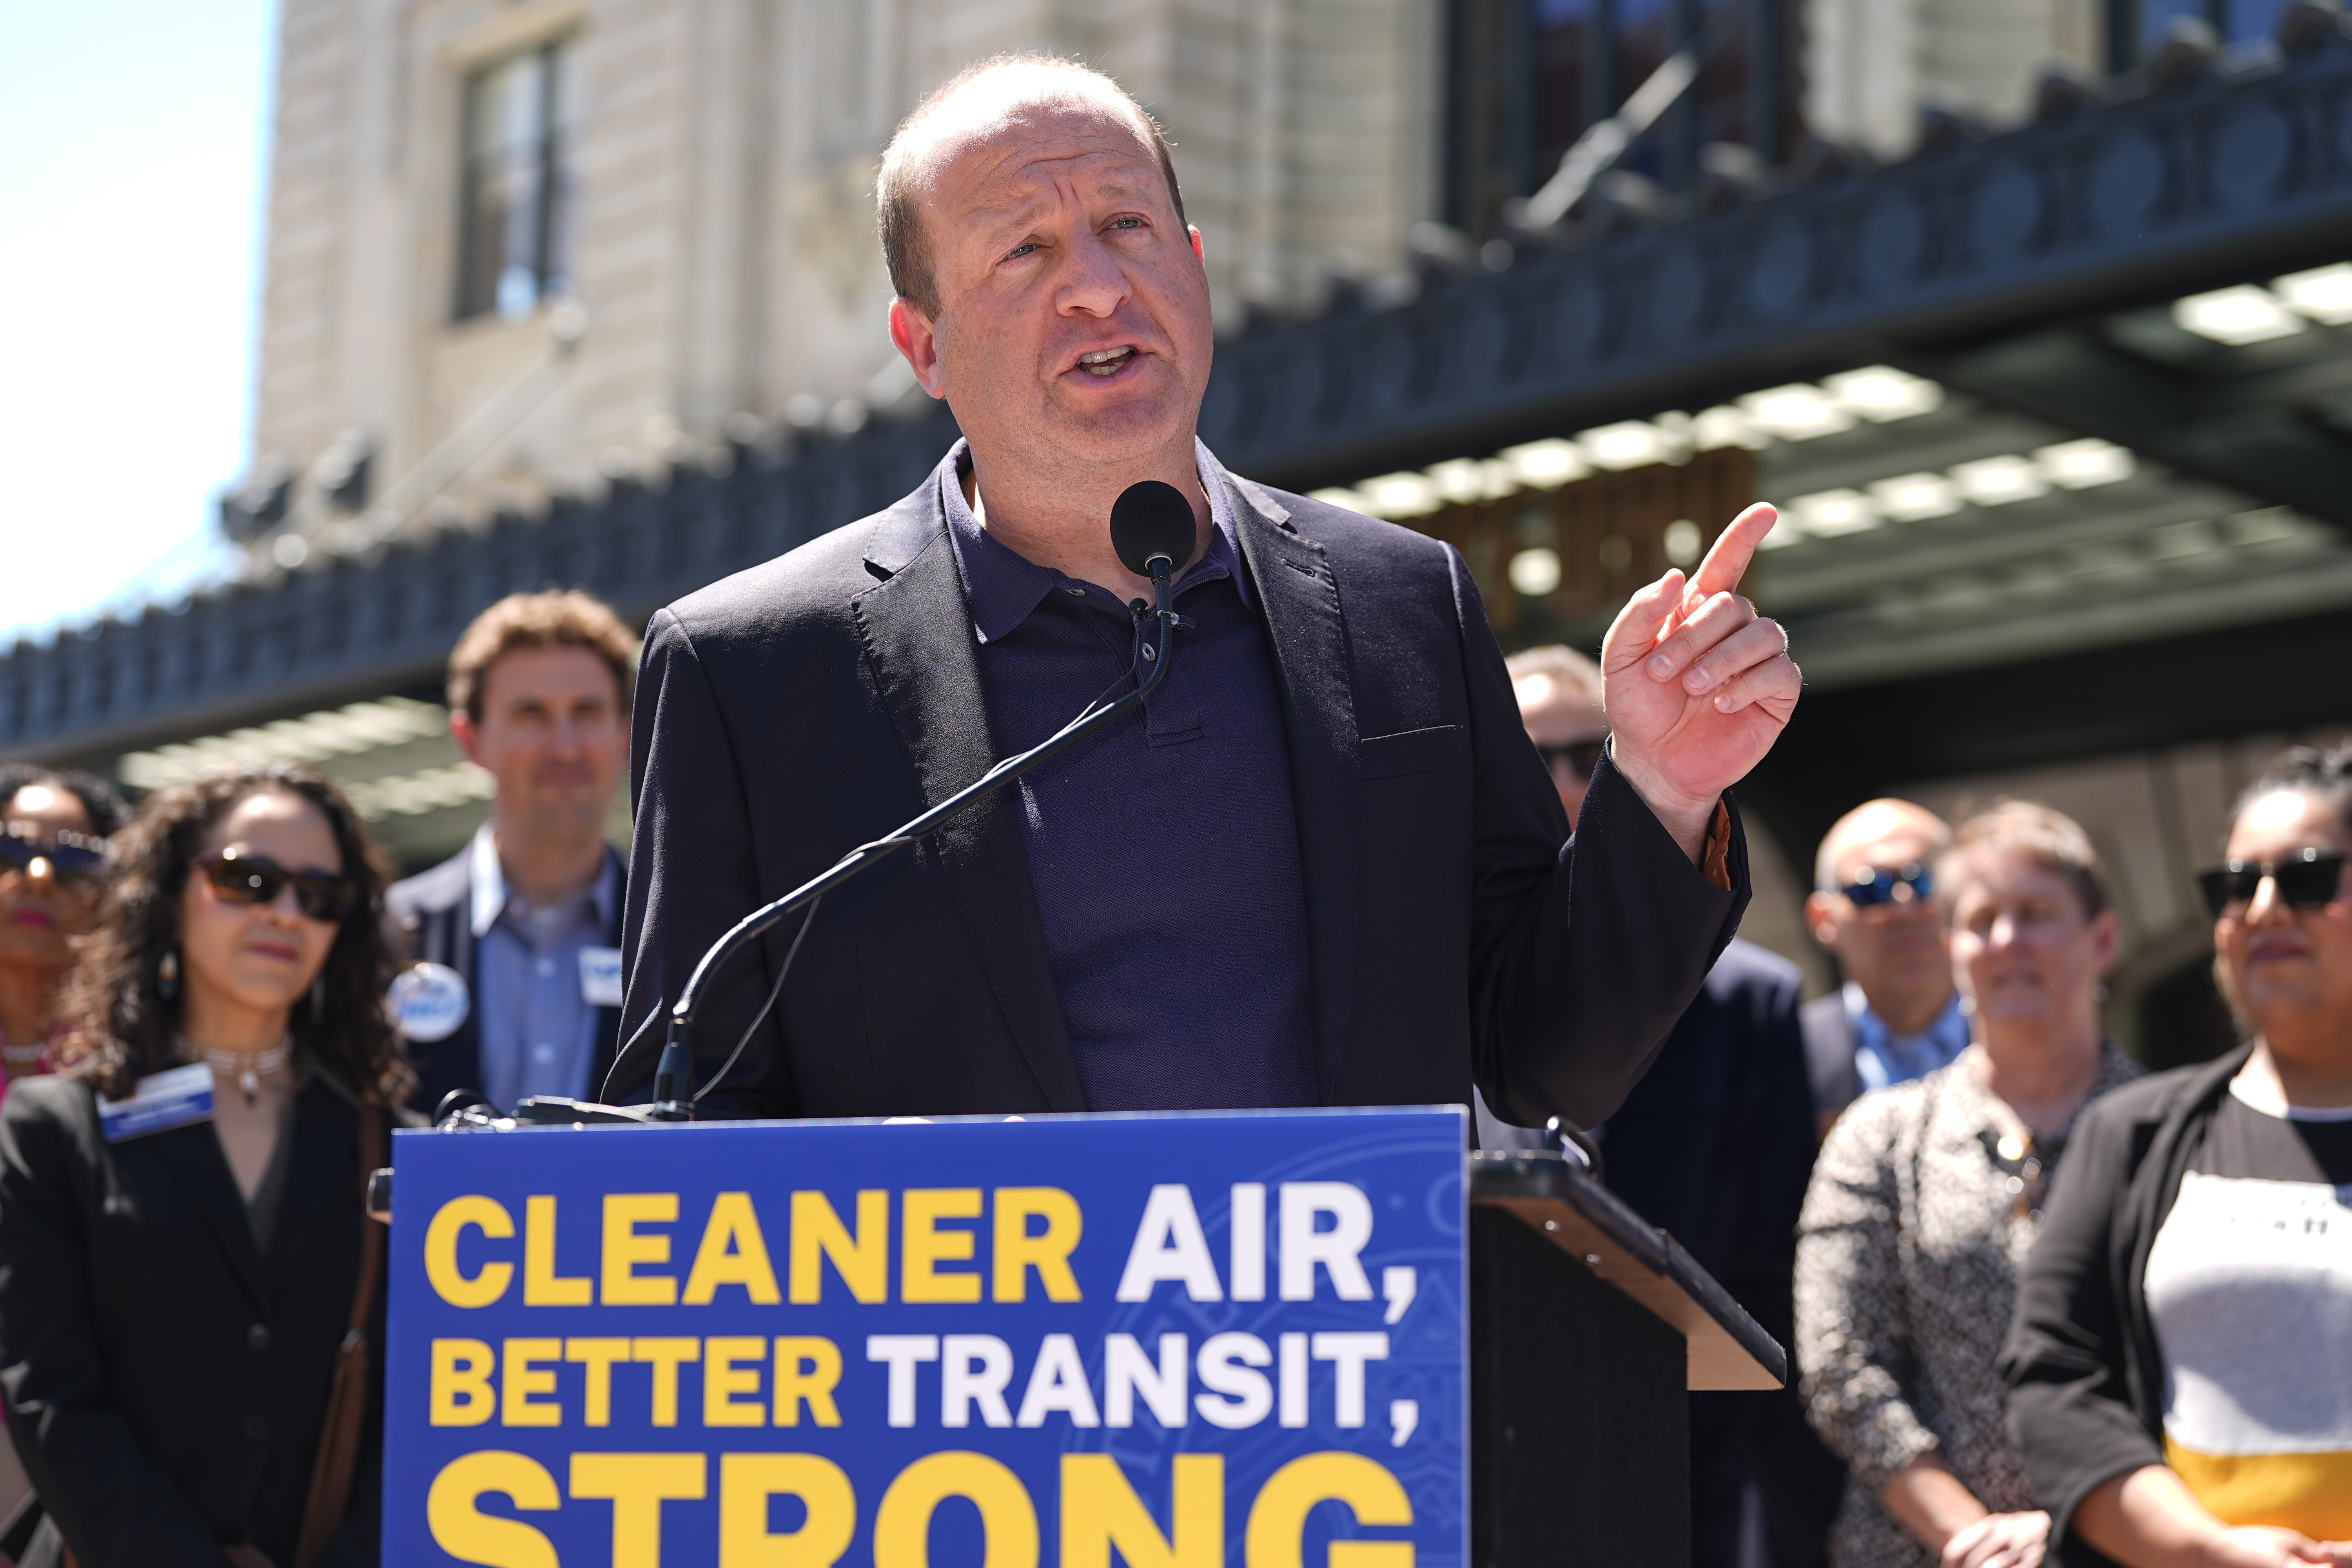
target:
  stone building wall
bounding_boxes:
[243,0,1439,536]
[1807,0,2103,160]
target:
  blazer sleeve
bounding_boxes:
[2000,1091,2165,1556]
[1794,1094,1941,1488]
[1453,551,1746,1128]
[607,606,795,1115]
[0,1086,234,1566]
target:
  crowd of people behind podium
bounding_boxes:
[0,592,2343,1565]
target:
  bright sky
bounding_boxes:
[0,0,277,645]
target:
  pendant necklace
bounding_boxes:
[180,1037,291,1107]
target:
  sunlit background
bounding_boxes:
[0,0,275,644]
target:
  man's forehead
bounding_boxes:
[1513,672,1603,717]
[1834,825,1937,870]
[909,75,1160,201]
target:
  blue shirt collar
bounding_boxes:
[468,821,620,939]
[939,437,1252,644]
[1846,983,1973,1094]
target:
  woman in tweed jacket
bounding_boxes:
[1797,803,2141,1568]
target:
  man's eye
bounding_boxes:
[1005,242,1037,260]
[1109,216,1143,230]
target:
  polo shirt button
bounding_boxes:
[243,1415,269,1443]
[1064,586,1085,597]
[248,1323,272,1352]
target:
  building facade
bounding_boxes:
[11,0,2352,1059]
[242,0,1443,545]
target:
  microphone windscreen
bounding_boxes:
[1110,480,1197,578]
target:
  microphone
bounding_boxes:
[631,479,1200,1120]
[1111,480,1196,582]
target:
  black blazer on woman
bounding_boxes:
[0,1071,400,1567]
[2000,1047,2252,1566]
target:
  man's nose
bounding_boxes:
[24,856,56,887]
[2244,872,2290,925]
[1058,230,1132,317]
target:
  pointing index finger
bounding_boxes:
[1688,503,1779,601]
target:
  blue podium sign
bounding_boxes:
[384,1106,1467,1568]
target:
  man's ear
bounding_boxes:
[888,297,948,399]
[1804,892,1838,949]
[450,708,485,770]
[1189,224,1205,265]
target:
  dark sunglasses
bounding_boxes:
[196,850,352,924]
[1537,739,1608,778]
[2196,848,2347,920]
[1832,862,1935,908]
[0,829,106,886]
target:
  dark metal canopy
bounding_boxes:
[8,24,2352,768]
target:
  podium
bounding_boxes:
[1469,1149,1786,1568]
[377,1111,1783,1568]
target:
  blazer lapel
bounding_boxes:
[148,1122,272,1314]
[850,473,1088,1111]
[1226,472,1363,1098]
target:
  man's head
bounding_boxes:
[878,54,1211,480]
[447,591,638,849]
[1806,798,1955,1033]
[1508,644,1609,825]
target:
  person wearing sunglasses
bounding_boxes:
[0,767,127,1093]
[0,763,414,1567]
[1495,641,1843,1568]
[1506,643,1612,825]
[1799,801,2142,1568]
[1802,799,1971,1139]
[2007,748,2352,1565]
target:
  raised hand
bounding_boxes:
[1599,502,1799,855]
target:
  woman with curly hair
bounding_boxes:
[0,763,414,1568]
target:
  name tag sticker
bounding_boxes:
[98,1063,216,1143]
[579,946,624,1009]
[389,962,470,1044]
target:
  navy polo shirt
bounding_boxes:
[940,441,1318,1111]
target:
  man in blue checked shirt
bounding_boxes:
[1800,799,1970,1138]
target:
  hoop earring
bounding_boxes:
[310,971,326,1028]
[158,949,180,1002]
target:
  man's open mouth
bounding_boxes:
[1078,347,1137,377]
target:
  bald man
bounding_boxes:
[609,54,1802,1121]
[1800,799,1967,1134]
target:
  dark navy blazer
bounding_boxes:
[608,452,1751,1122]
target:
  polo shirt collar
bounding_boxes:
[940,437,1254,645]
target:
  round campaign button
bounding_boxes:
[388,962,469,1043]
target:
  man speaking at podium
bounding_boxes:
[606,55,1801,1125]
